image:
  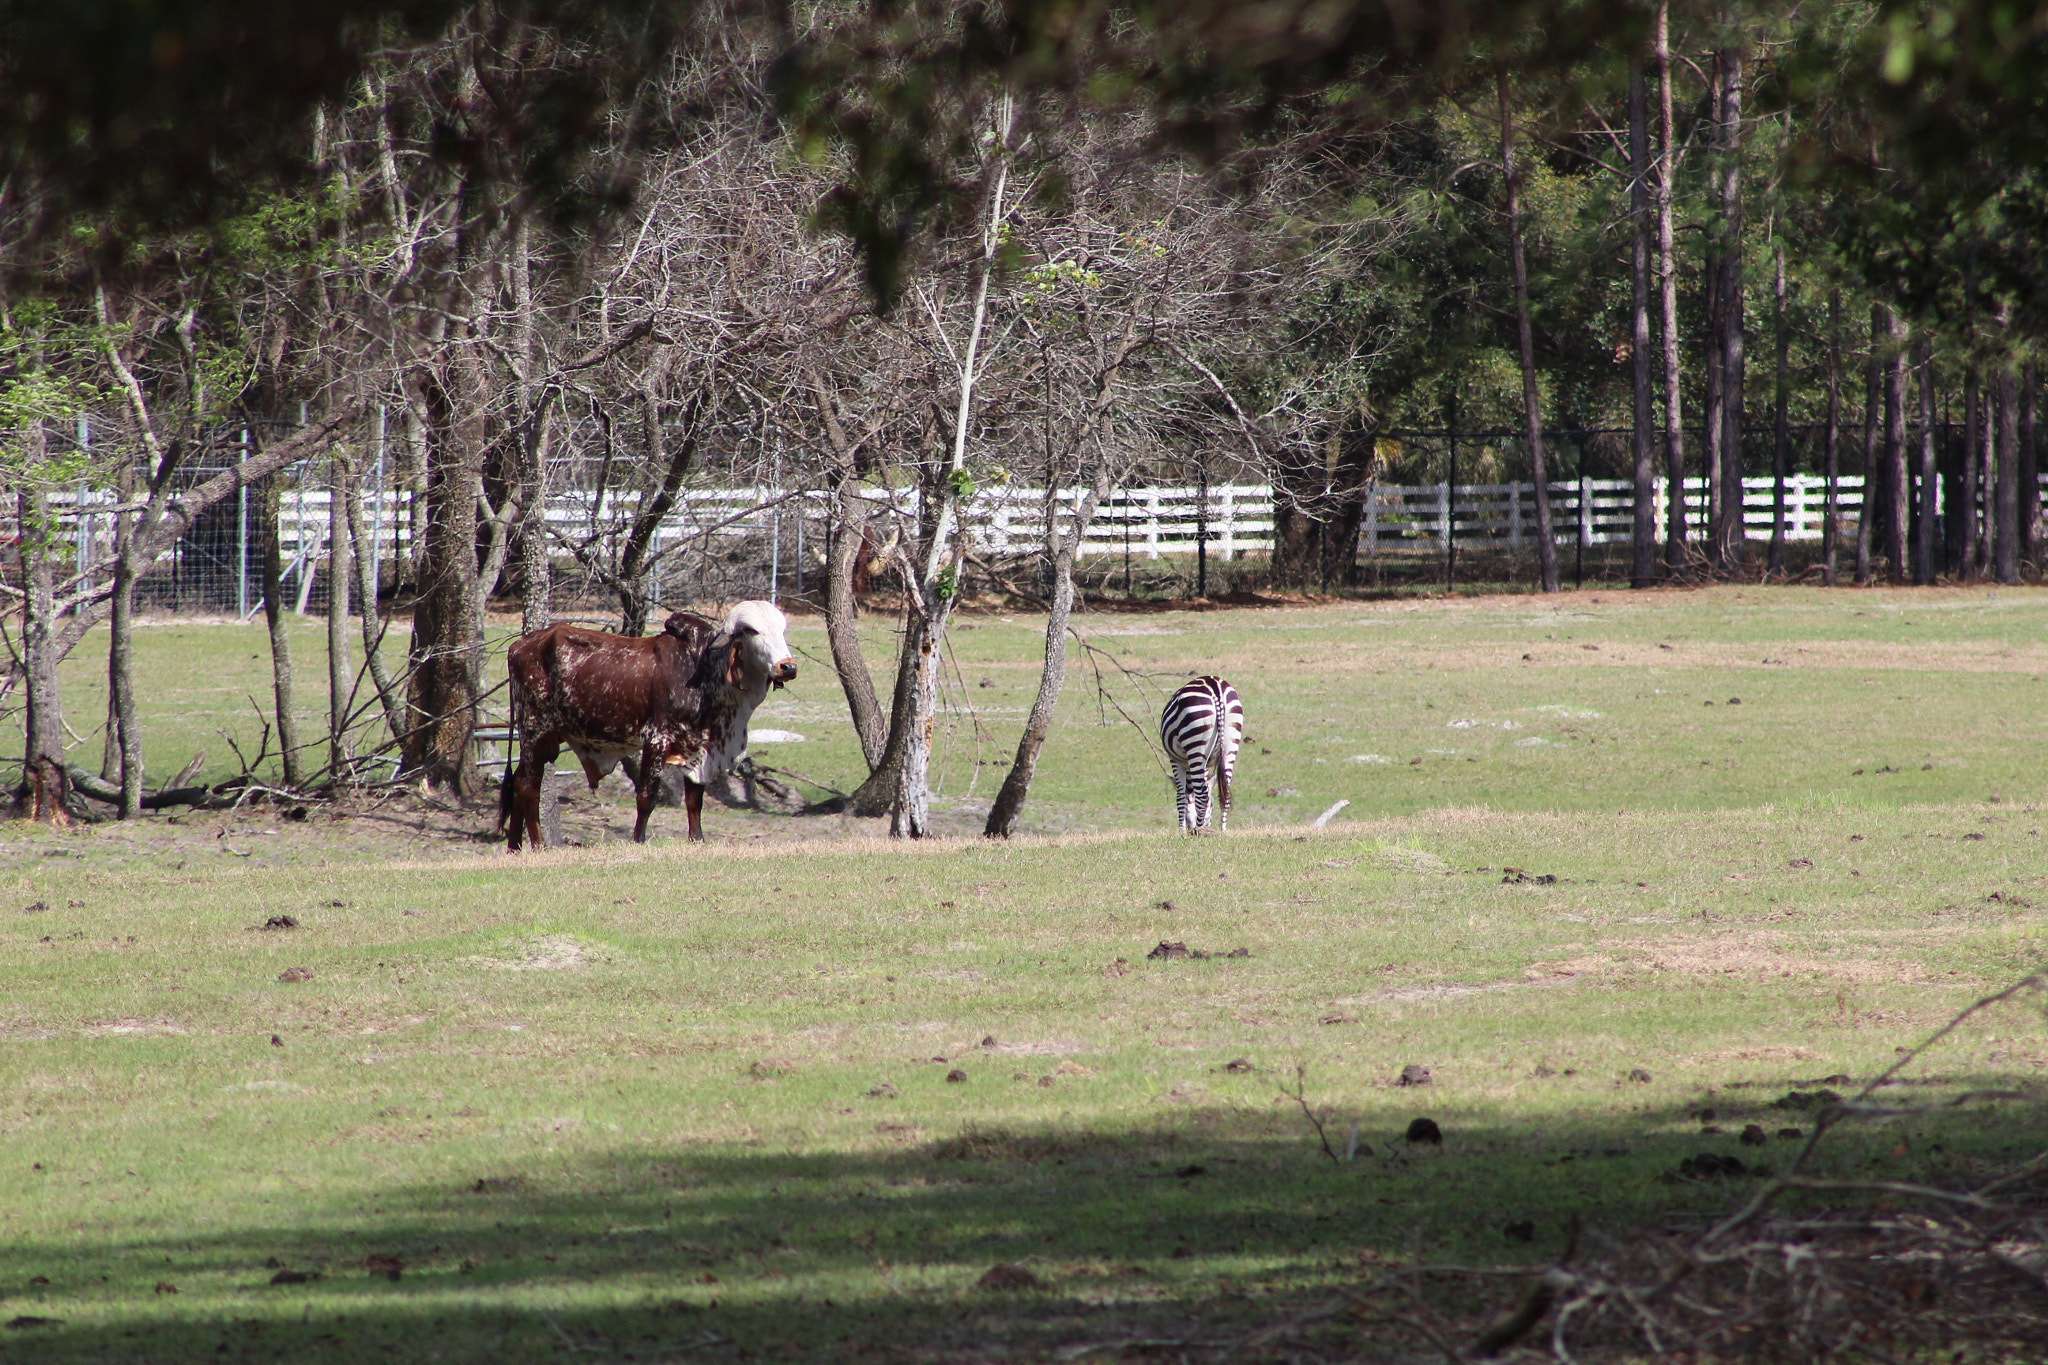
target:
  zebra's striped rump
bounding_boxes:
[1160,676,1244,833]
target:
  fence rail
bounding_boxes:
[31,467,2044,614]
[18,394,2046,614]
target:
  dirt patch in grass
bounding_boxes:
[1683,1044,1827,1065]
[1634,935,1943,983]
[1335,977,1572,1005]
[472,937,594,971]
[80,1017,188,1036]
[1527,943,1940,983]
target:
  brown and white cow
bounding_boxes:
[498,600,797,850]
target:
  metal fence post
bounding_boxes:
[75,415,90,582]
[294,452,314,614]
[237,427,250,620]
[370,405,385,605]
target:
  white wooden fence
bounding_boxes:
[42,470,2027,611]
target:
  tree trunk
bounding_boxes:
[984,490,1097,838]
[1268,447,1324,591]
[1855,306,1879,584]
[1656,2,1687,571]
[341,451,406,745]
[889,95,1015,837]
[825,472,886,770]
[1976,383,1994,575]
[1941,392,1965,574]
[1702,57,1726,568]
[1769,242,1788,575]
[259,472,304,785]
[2022,363,2039,571]
[1500,70,1558,593]
[1882,309,1909,584]
[518,396,554,635]
[1915,346,1938,585]
[1714,38,1747,569]
[401,348,487,796]
[14,467,72,823]
[1822,289,1840,585]
[1996,363,2021,584]
[889,595,950,838]
[1961,375,1981,575]
[108,507,144,819]
[327,450,353,780]
[848,611,918,816]
[1628,52,1656,587]
[614,361,695,637]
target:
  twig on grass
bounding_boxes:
[541,1316,589,1352]
[1700,970,2046,1253]
[1279,1064,1340,1163]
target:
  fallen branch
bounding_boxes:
[65,765,241,811]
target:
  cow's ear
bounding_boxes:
[726,639,745,688]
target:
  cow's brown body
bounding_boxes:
[498,602,796,850]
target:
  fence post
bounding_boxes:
[370,405,385,604]
[1436,481,1450,551]
[1221,484,1236,561]
[75,415,90,583]
[1145,487,1160,560]
[1365,482,1379,556]
[1578,474,1593,549]
[237,427,250,620]
[1509,482,1524,549]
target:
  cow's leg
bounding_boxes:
[684,777,705,842]
[631,743,660,843]
[510,736,561,852]
[505,764,529,853]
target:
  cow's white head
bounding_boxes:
[722,600,797,690]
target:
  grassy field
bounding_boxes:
[38,583,2048,836]
[4,586,2047,1362]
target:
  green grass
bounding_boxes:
[4,586,2048,1361]
[40,584,2048,832]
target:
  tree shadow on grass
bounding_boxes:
[4,1080,2045,1364]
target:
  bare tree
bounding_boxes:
[1711,32,1747,570]
[1995,360,2021,584]
[1500,70,1559,593]
[258,470,305,786]
[1629,52,1656,587]
[1656,1,1689,571]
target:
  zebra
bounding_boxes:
[1160,676,1244,833]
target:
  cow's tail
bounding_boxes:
[496,670,524,835]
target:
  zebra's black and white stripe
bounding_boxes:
[1160,676,1244,833]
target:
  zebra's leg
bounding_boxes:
[1170,758,1194,832]
[1187,763,1211,834]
